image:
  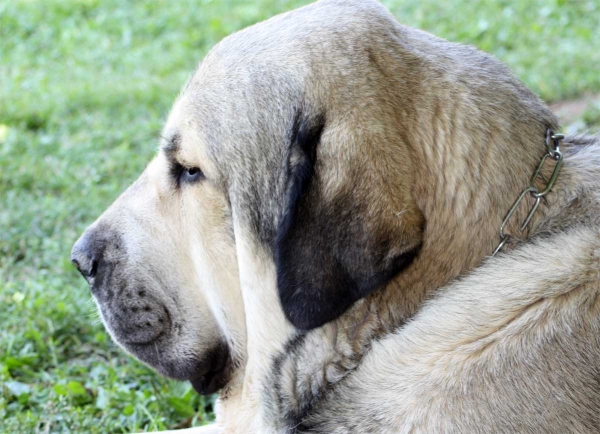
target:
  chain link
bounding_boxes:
[492,129,564,256]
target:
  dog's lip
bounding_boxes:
[124,329,167,346]
[189,352,231,395]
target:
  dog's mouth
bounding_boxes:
[189,344,232,395]
[94,290,233,395]
[125,337,233,395]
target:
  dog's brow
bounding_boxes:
[160,132,181,156]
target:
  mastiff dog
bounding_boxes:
[71,0,600,432]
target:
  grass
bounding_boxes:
[1,0,599,432]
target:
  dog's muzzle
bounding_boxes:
[71,229,171,345]
[71,226,232,395]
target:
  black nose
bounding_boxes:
[71,231,100,280]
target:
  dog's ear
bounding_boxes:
[275,110,422,330]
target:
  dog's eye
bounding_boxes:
[169,160,206,186]
[180,166,205,184]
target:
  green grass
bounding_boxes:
[1,0,599,432]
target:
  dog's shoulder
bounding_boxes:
[298,224,600,433]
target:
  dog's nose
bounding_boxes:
[71,231,100,280]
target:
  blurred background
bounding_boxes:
[1,0,599,432]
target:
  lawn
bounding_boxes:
[1,0,599,432]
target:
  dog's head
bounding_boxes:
[72,0,555,395]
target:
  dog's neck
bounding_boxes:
[223,99,567,431]
[256,90,562,429]
[258,134,600,431]
[219,132,600,433]
[379,110,556,321]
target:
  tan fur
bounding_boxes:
[292,142,600,433]
[72,1,600,433]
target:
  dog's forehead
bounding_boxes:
[167,0,394,156]
[192,0,393,71]
[179,0,396,106]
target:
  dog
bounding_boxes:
[72,0,600,432]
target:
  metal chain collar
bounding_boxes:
[492,129,564,256]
